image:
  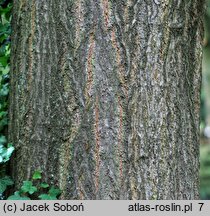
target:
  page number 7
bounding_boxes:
[198,203,204,211]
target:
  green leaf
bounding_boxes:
[32,170,42,180]
[0,136,6,145]
[0,142,14,163]
[21,181,37,194]
[0,118,8,132]
[38,186,61,200]
[6,145,14,156]
[48,186,61,197]
[0,34,7,43]
[38,194,57,200]
[0,83,9,96]
[0,111,7,118]
[0,23,10,34]
[1,65,9,75]
[0,175,13,193]
[7,191,31,200]
[0,4,12,15]
[40,183,49,188]
[0,56,8,67]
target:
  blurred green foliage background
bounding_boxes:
[200,0,210,200]
[0,0,12,199]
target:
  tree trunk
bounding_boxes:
[9,0,204,199]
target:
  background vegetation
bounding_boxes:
[0,0,13,199]
[200,0,210,200]
[0,0,210,199]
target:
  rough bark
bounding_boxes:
[9,0,204,199]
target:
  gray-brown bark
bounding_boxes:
[9,0,204,199]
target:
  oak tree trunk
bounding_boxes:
[9,0,204,199]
